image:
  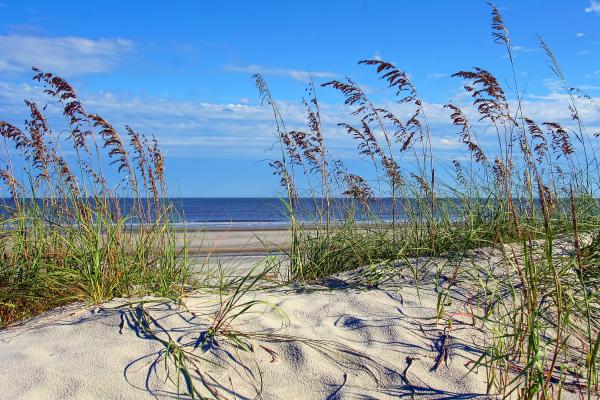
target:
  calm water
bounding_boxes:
[0,197,427,228]
[162,197,485,228]
[1,197,554,228]
[170,198,391,228]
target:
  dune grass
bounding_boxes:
[253,3,600,397]
[0,69,190,327]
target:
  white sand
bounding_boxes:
[0,246,583,399]
[179,228,291,255]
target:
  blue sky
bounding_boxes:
[1,1,600,196]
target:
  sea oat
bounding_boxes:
[0,121,30,149]
[51,150,80,196]
[524,118,548,164]
[543,122,574,158]
[343,174,372,206]
[32,67,91,151]
[148,136,166,195]
[488,2,510,46]
[452,68,508,122]
[0,168,23,201]
[445,104,487,165]
[358,60,418,104]
[88,114,131,173]
[24,100,50,180]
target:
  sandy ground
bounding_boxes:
[0,242,586,399]
[0,256,492,400]
[179,227,290,255]
[0,291,488,399]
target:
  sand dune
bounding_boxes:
[0,247,583,399]
[0,291,486,399]
[0,263,486,399]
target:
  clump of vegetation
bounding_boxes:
[255,2,600,397]
[0,68,189,327]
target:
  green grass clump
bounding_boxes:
[0,69,190,327]
[254,3,600,397]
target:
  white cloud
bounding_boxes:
[511,45,536,53]
[576,32,586,37]
[0,35,133,76]
[575,84,600,91]
[0,80,318,157]
[427,72,448,80]
[2,76,600,160]
[223,64,337,82]
[585,1,600,13]
[501,45,535,59]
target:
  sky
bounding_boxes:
[1,1,600,196]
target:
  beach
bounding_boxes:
[0,249,490,399]
[181,226,291,255]
[1,239,587,399]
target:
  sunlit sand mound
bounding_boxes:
[0,245,584,399]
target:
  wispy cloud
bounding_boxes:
[0,80,315,157]
[576,85,600,91]
[576,32,586,37]
[427,73,448,80]
[0,35,133,76]
[223,64,337,82]
[501,45,536,59]
[2,78,599,159]
[512,45,536,54]
[585,1,600,13]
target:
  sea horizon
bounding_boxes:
[0,196,584,229]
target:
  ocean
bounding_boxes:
[169,197,393,228]
[164,197,488,228]
[0,197,402,228]
[1,197,547,229]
